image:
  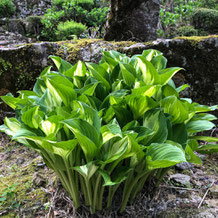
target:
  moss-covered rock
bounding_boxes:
[0,42,58,96]
[0,37,217,120]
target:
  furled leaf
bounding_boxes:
[74,162,98,180]
[62,119,100,161]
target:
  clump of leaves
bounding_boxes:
[0,0,15,18]
[56,20,87,40]
[0,49,217,214]
[0,183,20,209]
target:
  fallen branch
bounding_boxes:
[198,180,215,208]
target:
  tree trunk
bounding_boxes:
[104,0,160,42]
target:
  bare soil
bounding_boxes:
[0,132,218,218]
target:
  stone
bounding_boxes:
[197,153,207,161]
[170,173,191,187]
[7,19,25,35]
[104,0,160,42]
[175,162,193,171]
[16,157,25,165]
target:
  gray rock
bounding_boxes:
[175,162,193,171]
[7,19,25,35]
[104,0,160,42]
[16,157,25,165]
[197,153,207,161]
[170,173,191,187]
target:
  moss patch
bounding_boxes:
[0,58,12,76]
[0,135,56,217]
[175,35,218,46]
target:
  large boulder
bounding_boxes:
[0,42,58,96]
[104,0,160,42]
[0,36,217,119]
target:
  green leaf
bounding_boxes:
[176,84,190,93]
[33,78,47,96]
[186,120,215,133]
[98,169,128,186]
[86,63,111,91]
[77,82,100,96]
[40,66,52,77]
[132,85,161,97]
[40,115,63,136]
[49,55,72,73]
[163,84,179,98]
[42,139,78,159]
[191,136,218,142]
[197,144,218,153]
[72,101,101,134]
[142,49,158,61]
[136,56,159,85]
[160,96,189,124]
[74,162,98,180]
[126,95,158,120]
[119,63,136,87]
[102,50,124,63]
[151,55,167,71]
[46,75,76,106]
[193,103,217,113]
[146,142,187,170]
[2,117,21,136]
[64,60,87,77]
[103,137,128,164]
[143,109,168,145]
[185,141,202,164]
[21,106,41,129]
[168,123,188,146]
[101,122,122,144]
[1,95,19,110]
[191,113,217,121]
[127,134,145,165]
[62,118,100,161]
[158,67,183,85]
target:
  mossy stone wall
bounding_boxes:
[0,37,217,120]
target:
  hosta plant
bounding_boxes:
[0,49,217,213]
